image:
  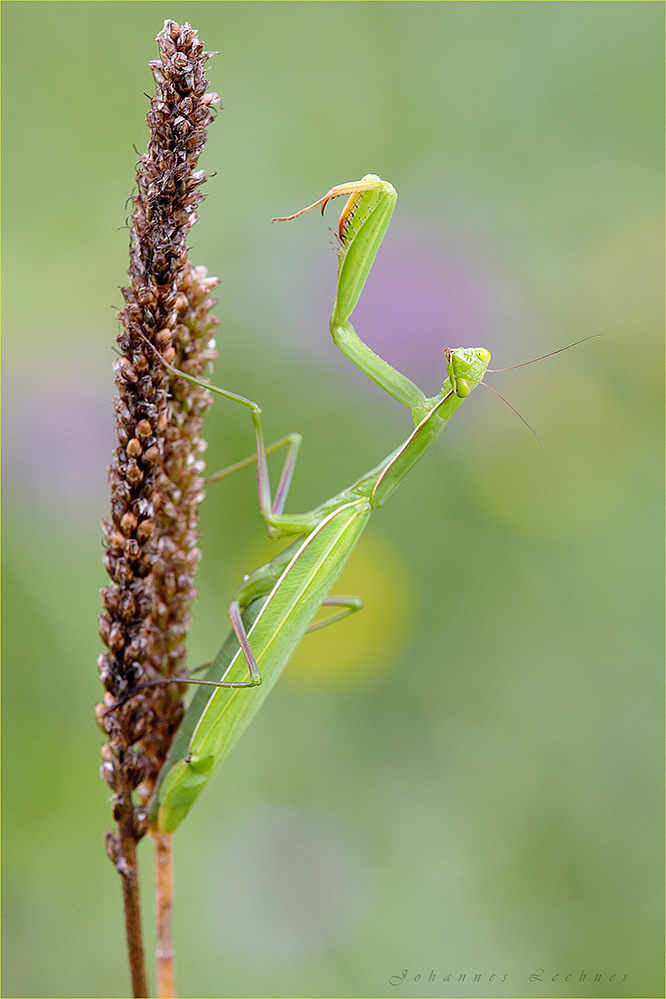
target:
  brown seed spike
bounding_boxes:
[99,26,220,973]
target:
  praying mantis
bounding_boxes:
[149,174,494,833]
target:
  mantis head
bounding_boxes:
[444,347,491,398]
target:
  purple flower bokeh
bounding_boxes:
[3,361,115,517]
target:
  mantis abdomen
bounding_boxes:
[156,498,371,831]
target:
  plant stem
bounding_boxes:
[104,788,149,997]
[152,830,176,998]
[120,828,150,997]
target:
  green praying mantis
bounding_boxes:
[138,174,565,833]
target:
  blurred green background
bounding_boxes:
[2,3,663,998]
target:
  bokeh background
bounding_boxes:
[2,3,663,998]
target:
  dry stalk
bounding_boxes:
[96,20,220,996]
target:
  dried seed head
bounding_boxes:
[99,19,220,850]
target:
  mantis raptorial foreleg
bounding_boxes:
[273,174,428,418]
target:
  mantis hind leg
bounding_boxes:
[170,593,365,691]
[104,592,364,713]
[206,433,302,516]
[306,595,364,634]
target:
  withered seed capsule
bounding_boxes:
[120,512,138,536]
[136,419,153,439]
[136,519,153,541]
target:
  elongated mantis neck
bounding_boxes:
[332,320,428,416]
[369,346,490,508]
